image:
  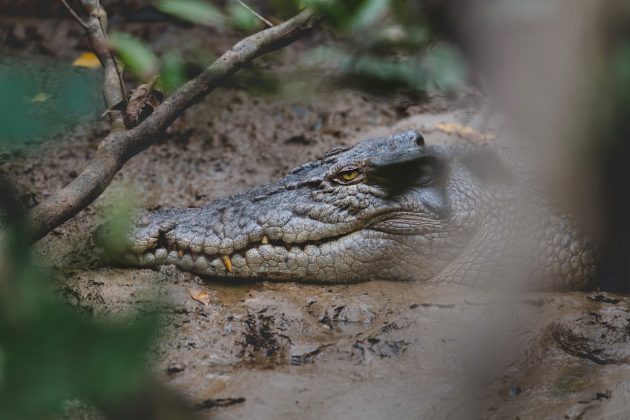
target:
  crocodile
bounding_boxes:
[99,130,597,289]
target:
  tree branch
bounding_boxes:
[28,8,322,241]
[80,0,126,129]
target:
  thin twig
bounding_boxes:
[79,0,126,130]
[60,0,89,29]
[235,0,274,28]
[28,8,322,241]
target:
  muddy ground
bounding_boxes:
[2,16,630,420]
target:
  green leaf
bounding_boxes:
[300,0,388,32]
[0,191,158,419]
[0,281,157,418]
[421,44,467,91]
[160,52,187,93]
[93,187,139,257]
[349,0,390,32]
[228,1,261,32]
[109,32,159,81]
[155,0,225,27]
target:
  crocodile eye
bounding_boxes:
[333,168,364,184]
[341,170,359,181]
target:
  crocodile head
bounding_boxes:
[97,130,478,282]
[96,129,597,288]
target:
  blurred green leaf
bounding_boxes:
[421,44,467,91]
[300,0,349,29]
[109,32,159,81]
[369,25,430,54]
[0,188,157,419]
[301,0,384,32]
[0,272,157,418]
[269,0,301,18]
[160,52,187,93]
[155,0,225,27]
[304,42,467,95]
[348,0,389,32]
[228,0,262,32]
[97,188,138,257]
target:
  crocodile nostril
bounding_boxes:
[156,230,170,249]
[415,132,425,146]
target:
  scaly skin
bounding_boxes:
[98,130,597,289]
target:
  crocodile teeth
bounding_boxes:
[221,255,233,272]
[190,252,198,263]
[261,235,269,245]
[178,249,184,258]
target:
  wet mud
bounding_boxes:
[1,17,629,420]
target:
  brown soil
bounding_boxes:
[2,17,629,420]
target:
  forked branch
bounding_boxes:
[29,6,322,241]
